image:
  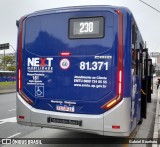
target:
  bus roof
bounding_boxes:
[20,5,132,20]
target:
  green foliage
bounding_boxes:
[0,55,16,71]
[0,81,16,86]
[6,66,16,71]
[1,55,15,64]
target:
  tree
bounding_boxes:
[1,55,15,64]
[0,55,16,71]
[6,66,16,71]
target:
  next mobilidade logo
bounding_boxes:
[27,58,53,73]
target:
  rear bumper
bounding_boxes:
[16,93,131,136]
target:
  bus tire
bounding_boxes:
[138,118,143,125]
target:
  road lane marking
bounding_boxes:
[0,121,6,125]
[0,117,17,124]
[8,109,16,112]
[7,133,21,138]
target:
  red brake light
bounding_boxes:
[60,52,71,56]
[18,69,22,90]
[118,70,122,95]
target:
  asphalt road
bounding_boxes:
[0,93,39,139]
[0,88,158,147]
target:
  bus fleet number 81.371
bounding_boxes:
[80,61,108,71]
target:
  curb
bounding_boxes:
[0,89,16,94]
[152,88,160,147]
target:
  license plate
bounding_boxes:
[47,117,82,126]
[56,105,75,112]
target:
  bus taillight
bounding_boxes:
[60,52,71,56]
[101,95,122,110]
[118,70,122,95]
[18,69,22,90]
[102,70,123,109]
[106,99,117,108]
[17,17,24,92]
[17,17,33,105]
[19,91,33,104]
[101,9,123,110]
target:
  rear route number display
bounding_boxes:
[69,17,104,39]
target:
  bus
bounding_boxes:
[16,5,153,136]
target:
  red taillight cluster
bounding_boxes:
[118,70,122,95]
[17,17,24,92]
[18,69,22,90]
[101,10,123,110]
[17,17,33,105]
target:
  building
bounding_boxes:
[150,52,160,76]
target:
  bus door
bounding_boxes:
[151,64,153,94]
[131,22,141,121]
[141,48,148,118]
[135,49,141,121]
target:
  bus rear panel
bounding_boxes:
[17,6,139,136]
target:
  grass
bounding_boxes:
[0,81,16,86]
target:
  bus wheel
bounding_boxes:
[138,118,143,125]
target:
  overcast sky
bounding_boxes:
[0,0,160,54]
